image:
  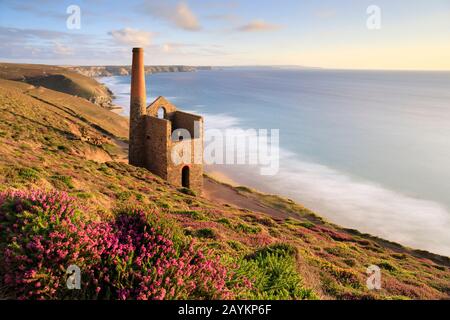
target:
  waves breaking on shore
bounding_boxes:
[101,75,450,256]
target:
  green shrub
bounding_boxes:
[343,259,357,267]
[195,228,217,239]
[217,218,232,226]
[378,260,397,272]
[98,164,112,175]
[156,199,173,210]
[75,192,93,199]
[227,240,245,251]
[235,222,261,234]
[18,167,40,182]
[116,191,132,201]
[236,186,253,193]
[178,187,197,197]
[233,244,316,300]
[299,221,315,229]
[50,175,74,189]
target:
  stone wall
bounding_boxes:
[173,111,202,138]
[167,137,203,193]
[144,117,169,179]
[141,96,204,194]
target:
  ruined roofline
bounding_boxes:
[146,96,171,111]
[174,110,203,121]
[146,96,203,121]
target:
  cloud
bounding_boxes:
[108,28,154,47]
[161,43,185,53]
[0,26,75,41]
[53,42,74,55]
[174,2,201,31]
[1,0,66,19]
[236,20,282,32]
[140,1,201,31]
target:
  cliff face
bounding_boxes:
[0,63,114,109]
[0,63,213,111]
[67,65,212,77]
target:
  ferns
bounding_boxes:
[234,244,317,300]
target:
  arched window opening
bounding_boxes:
[182,166,190,188]
[157,107,166,119]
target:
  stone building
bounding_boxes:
[129,48,203,193]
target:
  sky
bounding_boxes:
[0,0,449,69]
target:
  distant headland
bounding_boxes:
[65,65,213,77]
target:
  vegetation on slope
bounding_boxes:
[0,63,113,109]
[0,78,449,300]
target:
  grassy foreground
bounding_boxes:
[0,77,449,300]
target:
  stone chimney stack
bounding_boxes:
[129,47,146,166]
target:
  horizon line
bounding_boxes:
[1,60,450,72]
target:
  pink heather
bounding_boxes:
[0,190,249,300]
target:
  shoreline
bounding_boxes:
[201,174,450,265]
[101,73,450,257]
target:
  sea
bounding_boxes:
[100,68,450,256]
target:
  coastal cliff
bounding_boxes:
[0,63,212,111]
[0,68,449,300]
[0,63,114,109]
[66,65,213,77]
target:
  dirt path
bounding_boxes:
[203,177,293,221]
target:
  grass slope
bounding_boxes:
[0,79,449,300]
[0,63,113,108]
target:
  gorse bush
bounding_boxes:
[0,190,246,300]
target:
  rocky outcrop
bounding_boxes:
[67,65,212,77]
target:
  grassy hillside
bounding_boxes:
[0,78,449,300]
[0,63,113,108]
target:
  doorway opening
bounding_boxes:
[181,166,190,188]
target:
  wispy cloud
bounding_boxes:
[140,1,201,31]
[1,0,65,19]
[52,41,74,55]
[108,28,154,47]
[236,20,282,32]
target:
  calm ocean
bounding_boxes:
[101,69,450,256]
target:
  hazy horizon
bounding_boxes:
[3,60,450,72]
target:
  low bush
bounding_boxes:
[233,243,316,300]
[195,228,217,239]
[50,175,74,189]
[0,190,247,300]
[18,167,40,182]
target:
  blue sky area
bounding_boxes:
[0,0,449,69]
